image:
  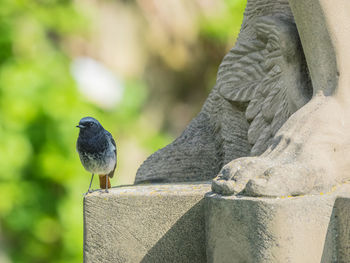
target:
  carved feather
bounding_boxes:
[218,15,311,155]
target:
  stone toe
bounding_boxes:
[244,164,316,197]
[211,178,236,195]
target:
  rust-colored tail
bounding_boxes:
[99,175,111,189]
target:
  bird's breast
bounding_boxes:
[78,149,115,174]
[77,135,116,174]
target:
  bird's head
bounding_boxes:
[76,117,104,136]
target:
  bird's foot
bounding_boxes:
[83,188,94,197]
[97,188,109,194]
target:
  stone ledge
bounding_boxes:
[84,182,350,262]
[83,182,211,263]
[205,184,350,263]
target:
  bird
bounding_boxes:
[76,117,117,193]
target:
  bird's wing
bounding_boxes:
[105,130,117,178]
[218,16,311,156]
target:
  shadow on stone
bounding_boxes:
[320,201,337,262]
[321,197,350,262]
[140,200,207,263]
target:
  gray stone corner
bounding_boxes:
[83,182,211,263]
[205,183,350,263]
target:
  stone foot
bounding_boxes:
[212,94,350,197]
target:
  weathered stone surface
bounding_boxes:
[84,183,350,262]
[83,183,210,263]
[212,0,350,197]
[206,184,350,263]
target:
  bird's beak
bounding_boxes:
[76,124,85,129]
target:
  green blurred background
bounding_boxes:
[0,0,246,262]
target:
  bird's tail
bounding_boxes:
[99,174,111,189]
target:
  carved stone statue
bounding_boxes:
[136,0,350,197]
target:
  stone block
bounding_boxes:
[205,184,350,263]
[83,183,210,263]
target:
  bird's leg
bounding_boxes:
[88,173,94,193]
[105,175,109,193]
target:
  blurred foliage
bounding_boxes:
[0,0,246,262]
[199,0,246,43]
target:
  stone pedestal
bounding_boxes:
[205,184,350,263]
[83,183,211,263]
[84,183,350,262]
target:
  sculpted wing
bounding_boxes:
[218,16,312,156]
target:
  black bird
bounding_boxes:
[76,117,117,193]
